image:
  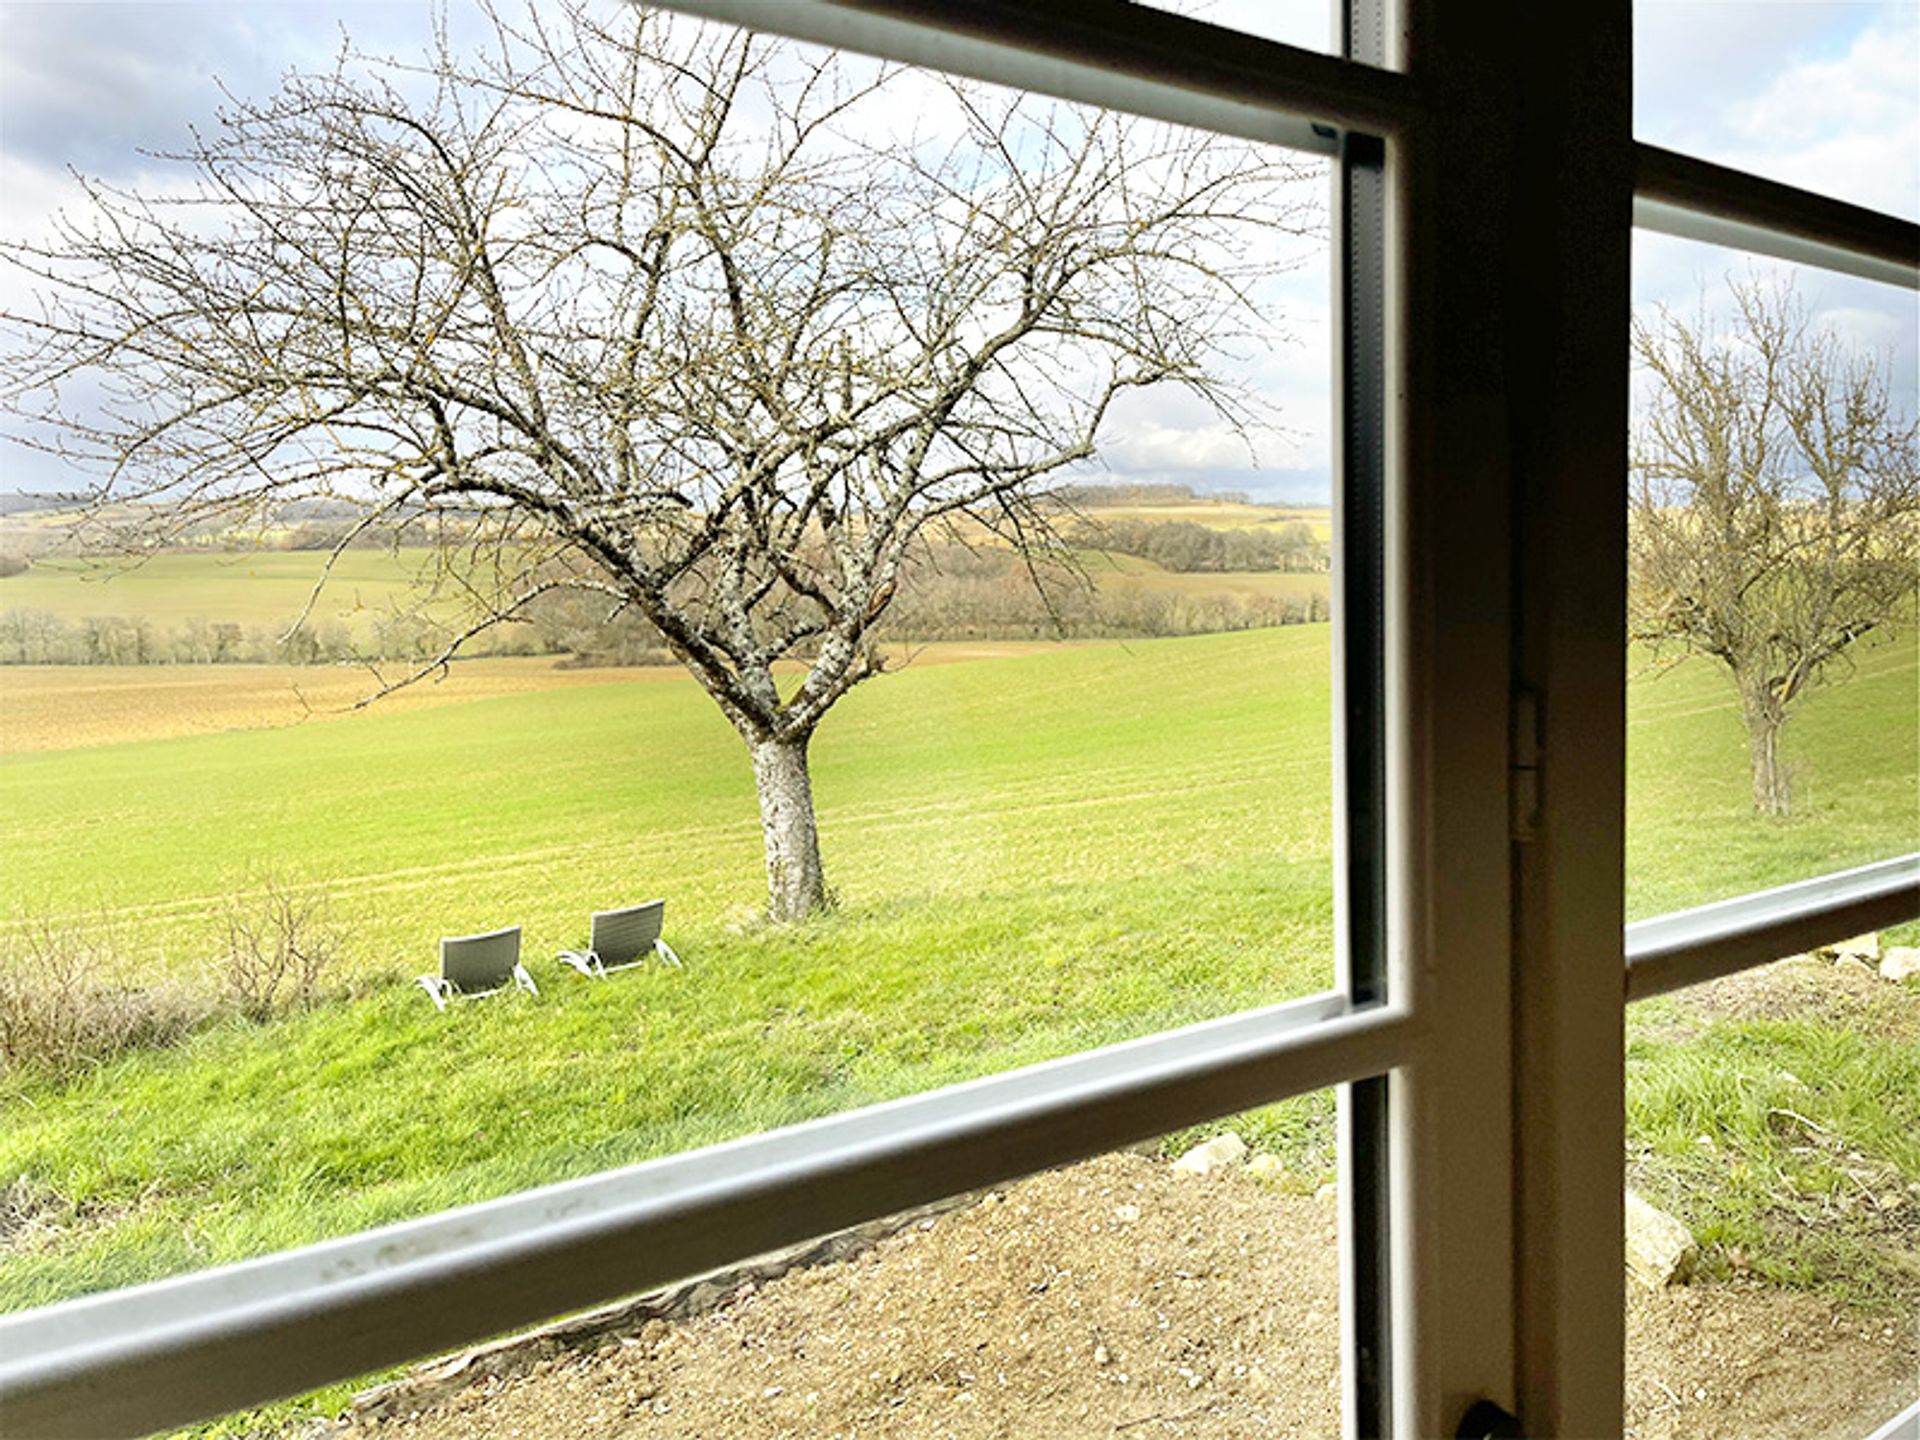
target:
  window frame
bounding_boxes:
[1,4,1915,1438]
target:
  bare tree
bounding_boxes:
[1,2,1314,918]
[1630,279,1918,817]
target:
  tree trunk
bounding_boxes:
[750,732,830,921]
[1742,699,1791,817]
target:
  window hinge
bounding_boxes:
[1510,688,1542,843]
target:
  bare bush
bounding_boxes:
[216,877,340,1020]
[0,918,209,1077]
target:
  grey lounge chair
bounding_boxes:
[556,899,682,978]
[417,925,539,1011]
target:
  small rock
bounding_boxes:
[1879,947,1920,983]
[1094,1344,1112,1366]
[1625,1189,1697,1289]
[1114,1203,1141,1223]
[1828,932,1880,961]
[1244,1154,1288,1182]
[1173,1132,1248,1176]
[1834,955,1876,980]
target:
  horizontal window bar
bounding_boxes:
[1865,1397,1920,1440]
[0,990,1411,1439]
[646,0,1417,156]
[1626,853,1920,1002]
[1634,144,1920,290]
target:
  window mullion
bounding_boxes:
[1380,0,1523,1429]
[1499,5,1634,1435]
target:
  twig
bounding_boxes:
[1114,1401,1220,1432]
[1767,1106,1836,1138]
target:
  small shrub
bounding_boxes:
[216,875,340,1019]
[0,919,209,1077]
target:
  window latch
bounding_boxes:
[1456,1397,1526,1439]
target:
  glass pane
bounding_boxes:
[1626,232,1919,920]
[1625,942,1920,1438]
[1125,0,1334,55]
[0,0,1347,1350]
[1635,0,1920,221]
[182,1093,1344,1437]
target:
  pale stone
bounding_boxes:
[1835,955,1876,980]
[1243,1154,1288,1182]
[1625,1189,1697,1289]
[1881,948,1920,983]
[1172,1132,1248,1176]
[1828,932,1881,960]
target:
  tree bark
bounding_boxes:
[750,732,829,921]
[1742,696,1791,817]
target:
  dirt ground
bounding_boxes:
[328,1150,1916,1440]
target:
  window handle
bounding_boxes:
[1456,1398,1525,1440]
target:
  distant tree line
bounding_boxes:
[1050,481,1253,508]
[876,545,1328,642]
[1074,517,1328,573]
[0,608,548,666]
[0,536,1332,667]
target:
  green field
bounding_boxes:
[0,549,437,637]
[1,627,1340,1315]
[0,615,1915,1431]
[1626,629,1918,916]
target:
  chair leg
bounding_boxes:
[655,939,682,968]
[415,975,450,1012]
[555,949,601,979]
[513,963,539,997]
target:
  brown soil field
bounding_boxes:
[0,644,1098,754]
[311,1150,1915,1440]
[0,659,637,753]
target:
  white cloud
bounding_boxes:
[1636,1,1919,219]
[1716,10,1920,217]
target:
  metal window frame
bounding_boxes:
[3,4,1918,1438]
[1627,854,1920,1003]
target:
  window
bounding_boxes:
[0,4,1913,1439]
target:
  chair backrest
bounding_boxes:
[439,926,522,993]
[589,901,665,967]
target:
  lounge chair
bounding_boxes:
[417,925,539,1011]
[556,899,682,978]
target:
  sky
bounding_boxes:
[0,0,1914,502]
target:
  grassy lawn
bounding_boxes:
[1626,627,1916,917]
[1627,962,1920,1310]
[0,615,1913,1434]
